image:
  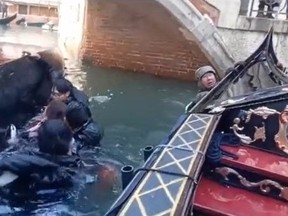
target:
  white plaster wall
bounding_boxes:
[156,0,235,77]
[205,0,288,66]
[57,0,86,63]
[218,28,288,65]
[206,0,241,28]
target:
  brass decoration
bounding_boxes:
[229,106,280,145]
[253,123,266,143]
[215,167,288,201]
[230,118,266,144]
[274,105,288,154]
[245,106,280,123]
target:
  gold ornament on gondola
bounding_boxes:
[230,106,280,145]
[245,106,280,123]
[230,118,266,144]
[215,167,288,202]
[274,105,288,154]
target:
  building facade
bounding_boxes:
[6,0,59,22]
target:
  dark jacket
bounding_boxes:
[74,118,104,151]
[0,150,89,209]
[67,96,92,118]
[194,90,210,103]
[187,90,210,111]
[66,86,91,117]
[71,87,89,108]
[0,150,81,189]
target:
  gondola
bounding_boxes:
[26,22,46,27]
[15,17,46,27]
[105,28,288,216]
[0,13,17,25]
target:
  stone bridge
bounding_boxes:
[58,0,288,81]
[58,0,234,81]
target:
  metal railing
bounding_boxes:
[247,0,288,20]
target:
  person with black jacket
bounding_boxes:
[0,119,115,207]
[52,78,90,115]
[65,101,104,152]
[0,119,80,191]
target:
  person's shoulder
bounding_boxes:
[195,90,209,101]
[77,121,103,147]
[72,87,89,107]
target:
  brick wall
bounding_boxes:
[81,0,211,81]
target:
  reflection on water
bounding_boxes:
[0,26,199,215]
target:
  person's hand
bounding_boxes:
[27,121,42,133]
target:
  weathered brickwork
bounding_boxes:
[81,0,212,81]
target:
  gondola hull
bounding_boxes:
[105,28,288,216]
[0,13,17,25]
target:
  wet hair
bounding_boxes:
[45,99,67,120]
[38,119,73,155]
[54,78,73,94]
[66,101,90,130]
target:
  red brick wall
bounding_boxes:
[81,0,211,81]
[190,0,220,24]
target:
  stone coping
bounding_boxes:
[235,15,288,33]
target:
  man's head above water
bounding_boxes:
[195,65,217,91]
[44,99,67,120]
[52,78,73,102]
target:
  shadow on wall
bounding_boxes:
[240,0,250,15]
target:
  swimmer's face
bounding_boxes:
[52,88,70,102]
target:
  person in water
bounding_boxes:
[0,119,116,205]
[0,99,68,153]
[52,78,90,113]
[65,101,104,151]
[37,119,74,156]
[0,119,78,191]
[24,99,67,139]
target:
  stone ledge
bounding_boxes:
[235,16,288,33]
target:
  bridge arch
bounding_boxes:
[58,0,234,80]
[82,0,214,81]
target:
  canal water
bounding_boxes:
[0,26,199,215]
